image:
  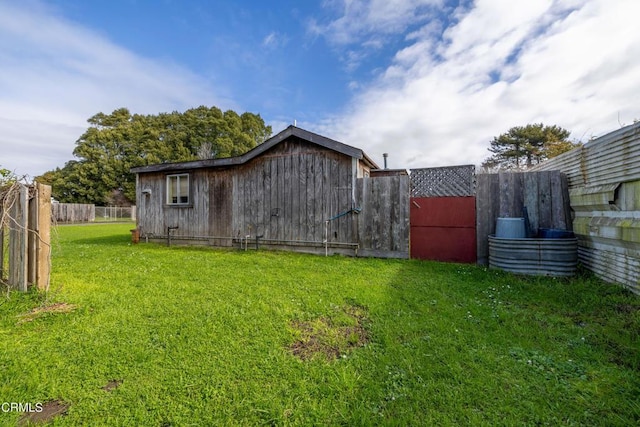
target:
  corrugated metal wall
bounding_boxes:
[534,122,640,294]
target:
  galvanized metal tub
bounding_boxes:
[488,235,578,277]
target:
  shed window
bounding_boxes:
[167,174,190,205]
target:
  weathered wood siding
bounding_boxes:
[208,171,234,245]
[533,122,640,294]
[476,171,572,265]
[136,138,357,251]
[136,137,409,257]
[231,138,355,245]
[137,168,214,241]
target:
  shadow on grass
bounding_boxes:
[68,234,132,246]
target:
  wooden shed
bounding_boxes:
[131,126,410,258]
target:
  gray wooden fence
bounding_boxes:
[476,171,572,265]
[52,203,95,223]
[0,182,51,291]
[356,175,410,258]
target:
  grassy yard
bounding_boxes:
[1,223,639,426]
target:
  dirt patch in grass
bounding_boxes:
[18,400,69,425]
[17,302,77,324]
[615,303,639,314]
[289,303,369,361]
[102,379,122,392]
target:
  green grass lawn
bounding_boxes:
[1,223,639,426]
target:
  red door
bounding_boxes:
[410,196,476,263]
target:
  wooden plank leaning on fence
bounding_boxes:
[37,183,52,290]
[8,183,28,291]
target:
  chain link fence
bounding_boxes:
[52,204,136,223]
[94,206,136,222]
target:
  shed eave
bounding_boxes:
[130,157,239,174]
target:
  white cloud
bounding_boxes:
[262,31,288,49]
[309,0,443,72]
[0,1,228,177]
[0,117,84,179]
[318,0,640,168]
[312,0,443,45]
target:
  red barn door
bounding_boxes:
[410,166,477,263]
[410,196,476,262]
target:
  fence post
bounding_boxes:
[36,183,51,291]
[28,187,37,284]
[0,226,4,281]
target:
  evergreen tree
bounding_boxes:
[482,123,579,170]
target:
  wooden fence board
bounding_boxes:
[28,189,37,284]
[9,184,28,291]
[523,172,539,232]
[37,183,52,290]
[476,174,494,264]
[538,171,552,229]
[550,171,565,229]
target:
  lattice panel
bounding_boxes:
[410,165,476,197]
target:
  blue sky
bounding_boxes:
[2,0,640,177]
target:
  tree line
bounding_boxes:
[32,107,578,206]
[37,106,272,205]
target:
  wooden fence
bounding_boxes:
[356,175,410,258]
[52,203,95,223]
[476,171,572,265]
[0,182,51,291]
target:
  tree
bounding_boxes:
[0,166,16,190]
[37,107,272,204]
[482,123,580,170]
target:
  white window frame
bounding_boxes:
[166,173,190,205]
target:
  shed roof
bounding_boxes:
[130,125,379,174]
